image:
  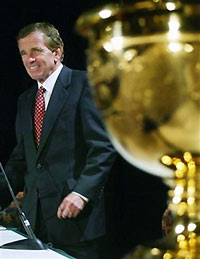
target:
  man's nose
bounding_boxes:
[27,56,36,63]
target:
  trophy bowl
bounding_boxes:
[76,0,200,181]
[76,1,200,256]
[76,0,200,257]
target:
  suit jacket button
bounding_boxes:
[37,163,42,169]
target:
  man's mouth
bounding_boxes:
[29,65,38,70]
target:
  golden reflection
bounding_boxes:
[167,14,180,40]
[166,2,176,11]
[188,223,196,232]
[76,0,200,258]
[98,9,112,19]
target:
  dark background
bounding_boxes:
[0,1,168,258]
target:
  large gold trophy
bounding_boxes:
[76,0,200,258]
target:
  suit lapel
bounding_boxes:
[36,66,72,158]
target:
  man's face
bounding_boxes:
[18,31,61,83]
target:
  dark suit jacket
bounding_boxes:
[3,65,117,245]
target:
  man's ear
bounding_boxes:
[53,47,62,62]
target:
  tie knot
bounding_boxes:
[38,86,46,94]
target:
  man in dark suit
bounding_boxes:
[0,22,117,259]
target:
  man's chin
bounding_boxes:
[29,73,42,82]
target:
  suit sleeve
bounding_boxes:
[73,75,117,203]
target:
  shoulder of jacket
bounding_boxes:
[18,85,36,100]
[71,69,87,78]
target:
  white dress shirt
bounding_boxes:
[37,64,63,110]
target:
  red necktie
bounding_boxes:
[34,86,46,148]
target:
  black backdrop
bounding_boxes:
[0,2,168,258]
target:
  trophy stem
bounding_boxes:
[124,152,200,258]
[162,152,200,258]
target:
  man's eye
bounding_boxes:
[20,51,26,57]
[33,48,43,53]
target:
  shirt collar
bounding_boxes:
[37,64,63,94]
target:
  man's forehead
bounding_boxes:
[18,32,47,48]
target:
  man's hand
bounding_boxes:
[57,192,86,219]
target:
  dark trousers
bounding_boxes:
[35,199,105,259]
[57,238,105,259]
